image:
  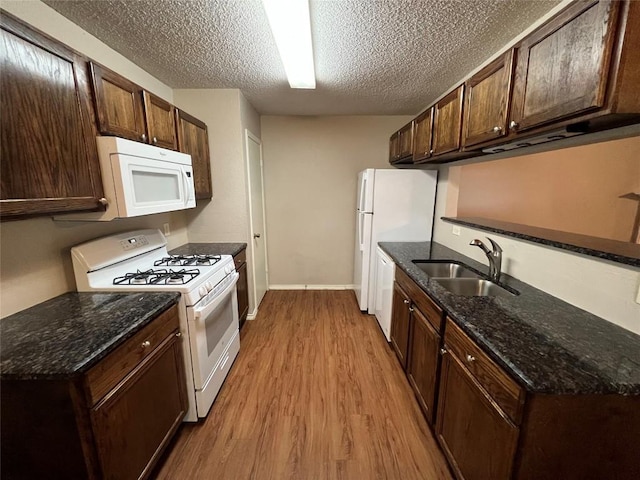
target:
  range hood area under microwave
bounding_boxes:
[56,137,196,222]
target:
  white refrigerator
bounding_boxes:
[353,168,438,313]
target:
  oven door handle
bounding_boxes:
[193,272,239,321]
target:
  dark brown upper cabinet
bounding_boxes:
[175,109,212,199]
[90,62,146,143]
[389,131,400,163]
[0,13,104,218]
[432,85,464,156]
[412,108,434,163]
[91,63,177,150]
[462,50,515,148]
[398,121,414,161]
[143,91,177,150]
[510,0,631,134]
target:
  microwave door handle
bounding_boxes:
[182,170,191,206]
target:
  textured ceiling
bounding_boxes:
[44,0,561,115]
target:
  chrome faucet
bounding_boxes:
[470,238,503,282]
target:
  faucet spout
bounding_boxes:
[470,238,503,281]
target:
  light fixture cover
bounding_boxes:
[262,0,316,89]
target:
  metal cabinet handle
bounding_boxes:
[98,197,108,206]
[409,307,414,313]
[403,299,410,304]
[141,340,151,348]
[429,149,434,154]
[466,354,476,363]
[509,120,518,130]
[153,136,158,144]
[141,133,147,141]
[492,126,502,133]
[175,332,182,338]
[440,348,447,355]
[253,233,261,239]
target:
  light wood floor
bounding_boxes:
[154,290,452,480]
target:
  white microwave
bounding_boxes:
[57,137,196,221]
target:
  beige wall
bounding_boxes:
[457,136,640,242]
[173,89,261,314]
[0,1,188,318]
[434,166,640,335]
[261,115,412,287]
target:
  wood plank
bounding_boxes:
[154,290,452,479]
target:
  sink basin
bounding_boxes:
[413,261,481,279]
[434,278,517,298]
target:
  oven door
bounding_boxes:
[186,273,239,391]
[111,153,196,217]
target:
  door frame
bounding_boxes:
[244,129,269,317]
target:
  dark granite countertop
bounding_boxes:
[1,292,180,380]
[378,241,640,396]
[169,242,247,257]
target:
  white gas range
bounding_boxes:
[71,229,240,422]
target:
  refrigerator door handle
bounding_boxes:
[358,213,365,251]
[358,172,367,212]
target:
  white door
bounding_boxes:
[246,131,268,312]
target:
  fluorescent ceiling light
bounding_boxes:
[262,0,316,89]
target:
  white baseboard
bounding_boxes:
[269,284,356,290]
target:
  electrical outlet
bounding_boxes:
[163,223,171,236]
[452,225,461,236]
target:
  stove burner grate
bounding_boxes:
[154,254,222,267]
[113,268,200,285]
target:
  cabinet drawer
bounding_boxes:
[444,318,524,424]
[395,268,444,333]
[86,305,180,405]
[233,249,246,269]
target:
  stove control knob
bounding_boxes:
[205,281,213,292]
[198,286,208,297]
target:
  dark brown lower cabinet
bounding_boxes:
[390,282,411,369]
[407,307,441,425]
[0,305,187,480]
[234,248,249,329]
[436,350,519,480]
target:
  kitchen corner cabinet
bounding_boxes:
[91,63,177,150]
[1,305,187,480]
[176,109,212,199]
[0,13,104,218]
[462,50,514,148]
[233,248,249,329]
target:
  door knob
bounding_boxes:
[253,233,261,239]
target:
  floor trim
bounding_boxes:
[269,284,355,290]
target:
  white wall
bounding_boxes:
[0,1,187,318]
[261,115,412,287]
[433,167,640,334]
[173,89,261,314]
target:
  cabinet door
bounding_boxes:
[462,50,514,148]
[390,283,411,370]
[397,122,414,160]
[143,91,177,150]
[412,108,434,162]
[91,332,187,480]
[510,0,620,132]
[236,260,249,329]
[389,131,400,163]
[436,351,519,480]
[90,62,146,143]
[0,14,104,217]
[432,85,464,156]
[407,307,441,425]
[175,109,212,199]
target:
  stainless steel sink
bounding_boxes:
[434,278,517,298]
[413,261,481,279]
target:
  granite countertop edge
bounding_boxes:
[169,242,247,258]
[1,292,181,381]
[378,241,640,396]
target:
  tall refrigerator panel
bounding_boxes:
[353,168,438,313]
